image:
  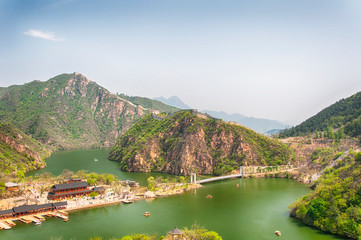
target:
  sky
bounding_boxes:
[1,0,361,125]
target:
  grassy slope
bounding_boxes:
[0,123,51,174]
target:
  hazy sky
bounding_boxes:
[1,0,361,125]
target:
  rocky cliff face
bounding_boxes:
[109,111,294,176]
[0,123,51,174]
[0,73,148,150]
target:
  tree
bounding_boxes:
[87,178,96,186]
[16,170,25,180]
[89,192,98,198]
[147,176,156,191]
[355,152,361,162]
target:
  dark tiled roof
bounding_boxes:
[48,189,92,197]
[65,178,81,182]
[92,187,105,192]
[13,204,38,213]
[13,202,58,213]
[1,202,68,216]
[51,181,89,190]
[53,201,67,207]
[168,227,184,235]
[42,203,53,208]
[0,209,14,215]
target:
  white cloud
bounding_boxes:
[24,29,65,41]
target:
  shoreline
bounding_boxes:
[65,183,201,213]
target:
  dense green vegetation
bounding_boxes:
[118,94,179,114]
[89,225,222,240]
[280,91,361,139]
[109,110,293,176]
[0,123,51,175]
[0,73,150,150]
[290,151,361,239]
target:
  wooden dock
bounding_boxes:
[34,215,45,221]
[3,219,16,226]
[57,210,68,216]
[19,217,32,224]
[55,213,69,221]
[0,221,12,230]
[28,216,41,223]
[0,210,71,231]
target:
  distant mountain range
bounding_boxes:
[153,96,191,109]
[154,96,288,134]
[201,110,288,134]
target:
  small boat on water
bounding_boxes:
[274,230,281,236]
[94,158,98,162]
[206,195,213,199]
[144,212,150,217]
[122,199,133,204]
[34,221,42,226]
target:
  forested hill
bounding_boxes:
[279,91,361,138]
[0,123,51,175]
[0,73,150,150]
[108,110,294,176]
[290,151,361,239]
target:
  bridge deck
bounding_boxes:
[196,174,243,184]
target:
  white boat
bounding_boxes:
[94,158,98,161]
[34,221,42,226]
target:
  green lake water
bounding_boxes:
[3,149,346,240]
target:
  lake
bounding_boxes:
[3,149,345,240]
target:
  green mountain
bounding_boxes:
[117,93,179,114]
[290,151,361,239]
[279,91,361,138]
[0,123,51,175]
[0,73,151,150]
[108,110,294,176]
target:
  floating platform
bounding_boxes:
[55,213,69,221]
[0,221,12,230]
[34,215,45,221]
[19,217,32,224]
[57,210,68,216]
[29,216,41,224]
[46,212,55,217]
[3,219,15,226]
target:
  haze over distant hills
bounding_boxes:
[154,96,288,134]
[202,110,288,134]
[153,96,191,109]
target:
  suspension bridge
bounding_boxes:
[190,165,296,184]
